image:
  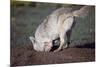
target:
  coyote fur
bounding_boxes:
[29,6,90,52]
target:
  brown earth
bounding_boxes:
[11,44,95,66]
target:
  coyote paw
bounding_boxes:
[53,48,61,52]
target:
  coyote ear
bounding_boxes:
[29,36,35,45]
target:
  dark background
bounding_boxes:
[11,1,95,66]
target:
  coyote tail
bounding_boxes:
[73,6,90,17]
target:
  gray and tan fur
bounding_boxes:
[29,6,90,52]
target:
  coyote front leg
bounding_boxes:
[62,30,72,49]
[54,33,65,52]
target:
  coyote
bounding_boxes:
[29,6,90,52]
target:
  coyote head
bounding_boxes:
[29,36,52,52]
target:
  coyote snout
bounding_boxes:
[29,6,90,52]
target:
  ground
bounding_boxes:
[11,44,95,66]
